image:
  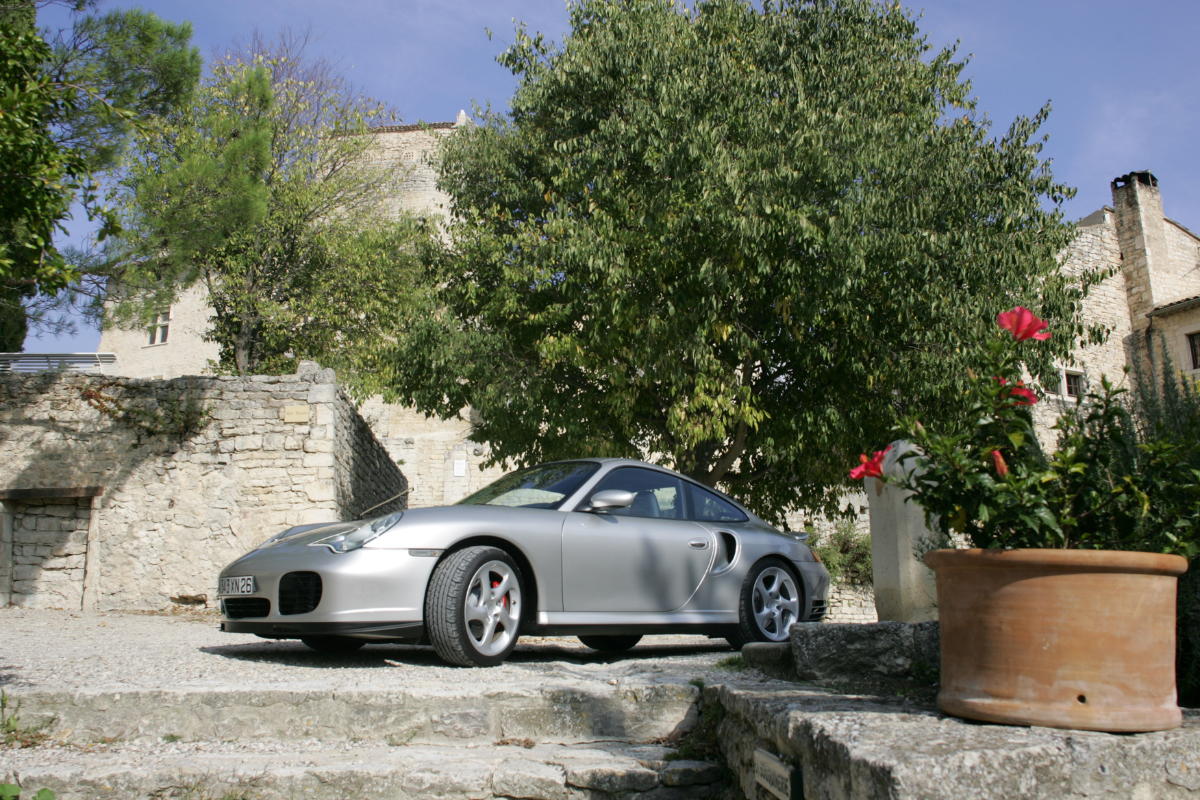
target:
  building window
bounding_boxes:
[1065,371,1084,400]
[1190,332,1200,371]
[147,310,170,345]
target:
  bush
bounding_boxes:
[809,518,872,584]
[1130,339,1200,707]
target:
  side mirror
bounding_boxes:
[788,530,810,542]
[585,489,635,512]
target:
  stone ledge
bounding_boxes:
[793,620,939,680]
[710,682,1200,800]
[2,740,728,800]
[741,642,794,682]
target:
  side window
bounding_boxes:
[687,484,748,523]
[585,468,685,520]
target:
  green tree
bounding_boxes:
[383,0,1104,521]
[113,29,436,377]
[0,0,199,348]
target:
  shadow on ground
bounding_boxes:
[198,639,733,669]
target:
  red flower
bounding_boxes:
[991,449,1009,478]
[993,376,1038,405]
[1008,384,1038,405]
[997,306,1051,341]
[850,446,890,480]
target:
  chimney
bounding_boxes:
[1111,171,1169,331]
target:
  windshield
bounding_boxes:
[456,462,601,509]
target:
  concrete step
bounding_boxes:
[7,681,700,747]
[2,739,730,800]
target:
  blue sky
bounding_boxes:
[27,0,1200,352]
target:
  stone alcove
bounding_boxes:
[0,487,102,610]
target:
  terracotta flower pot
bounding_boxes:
[925,548,1188,732]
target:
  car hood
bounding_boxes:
[257,519,364,549]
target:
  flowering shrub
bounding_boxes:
[855,307,1200,555]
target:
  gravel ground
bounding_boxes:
[0,608,741,692]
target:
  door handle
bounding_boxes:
[689,538,709,550]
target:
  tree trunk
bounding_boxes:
[234,319,256,375]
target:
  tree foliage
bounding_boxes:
[0,0,199,312]
[383,0,1102,521]
[113,29,438,377]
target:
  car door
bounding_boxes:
[561,467,714,612]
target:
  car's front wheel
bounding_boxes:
[426,546,524,667]
[726,558,804,650]
[578,634,642,653]
[300,636,367,654]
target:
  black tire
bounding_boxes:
[725,558,805,651]
[578,634,643,653]
[300,636,367,654]
[426,546,525,667]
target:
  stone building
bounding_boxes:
[1048,171,1199,400]
[0,362,406,610]
[95,112,509,509]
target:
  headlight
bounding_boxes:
[309,512,404,553]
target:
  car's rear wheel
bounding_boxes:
[300,635,367,654]
[578,634,643,653]
[726,558,803,651]
[426,546,524,667]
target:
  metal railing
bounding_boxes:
[0,353,118,374]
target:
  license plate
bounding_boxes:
[219,576,256,596]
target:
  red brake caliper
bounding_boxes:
[493,580,507,609]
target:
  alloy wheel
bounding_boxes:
[751,566,800,641]
[463,560,522,656]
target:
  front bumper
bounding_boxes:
[794,560,831,621]
[216,545,438,637]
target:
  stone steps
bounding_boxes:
[6,680,700,748]
[2,740,730,799]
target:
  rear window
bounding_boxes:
[687,484,748,522]
[456,462,601,509]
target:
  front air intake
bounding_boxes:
[279,571,323,615]
[223,597,271,619]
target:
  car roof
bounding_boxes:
[542,457,757,519]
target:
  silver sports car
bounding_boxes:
[217,458,830,666]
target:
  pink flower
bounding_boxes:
[850,446,890,480]
[997,307,1051,341]
[991,450,1009,478]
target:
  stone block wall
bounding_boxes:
[824,579,877,624]
[358,399,508,507]
[0,363,406,610]
[8,498,91,609]
[0,501,12,606]
[329,376,411,518]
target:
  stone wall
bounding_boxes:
[96,283,221,380]
[358,399,508,507]
[824,579,877,624]
[0,363,406,611]
[369,122,458,219]
[1151,306,1200,380]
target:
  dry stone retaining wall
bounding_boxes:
[824,579,877,624]
[8,498,91,609]
[0,363,406,611]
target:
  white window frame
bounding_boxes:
[1178,322,1200,376]
[145,309,171,347]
